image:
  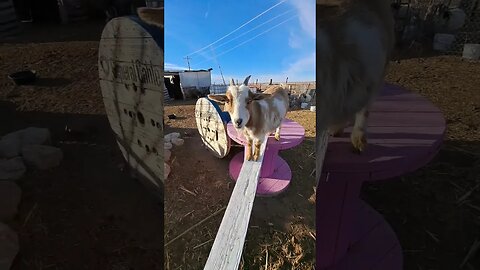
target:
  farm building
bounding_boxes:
[164,68,212,100]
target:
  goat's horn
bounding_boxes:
[230,78,235,86]
[243,75,251,85]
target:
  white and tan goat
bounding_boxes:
[316,0,395,152]
[209,76,289,161]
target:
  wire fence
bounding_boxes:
[391,0,480,56]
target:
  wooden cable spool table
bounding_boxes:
[98,15,164,198]
[227,119,305,196]
[316,83,446,269]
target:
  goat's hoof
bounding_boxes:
[351,130,367,153]
[245,152,252,161]
[329,129,344,137]
[328,126,345,137]
[274,133,280,141]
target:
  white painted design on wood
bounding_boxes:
[98,16,164,186]
[195,98,231,158]
[204,139,267,270]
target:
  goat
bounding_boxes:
[316,0,395,153]
[208,76,289,161]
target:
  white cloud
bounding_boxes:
[288,30,303,49]
[285,53,315,75]
[287,0,315,39]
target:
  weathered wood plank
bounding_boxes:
[204,139,268,270]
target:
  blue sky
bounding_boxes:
[164,0,315,84]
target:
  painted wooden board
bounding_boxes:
[98,15,164,191]
[204,139,267,270]
[229,153,291,196]
[226,119,305,196]
[327,200,403,270]
[316,83,445,269]
[227,119,305,150]
[322,83,446,179]
[195,98,231,158]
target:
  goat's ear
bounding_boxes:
[137,7,164,28]
[242,75,251,85]
[230,78,235,86]
[251,93,271,100]
[208,94,228,104]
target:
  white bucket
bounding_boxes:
[462,44,480,60]
[433,34,456,51]
[310,106,316,112]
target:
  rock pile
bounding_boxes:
[0,127,63,180]
[163,132,184,180]
[0,127,63,270]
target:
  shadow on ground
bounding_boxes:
[0,101,164,270]
[362,139,480,270]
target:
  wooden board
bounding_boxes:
[316,83,446,269]
[195,98,231,158]
[98,16,164,191]
[204,139,267,270]
[322,83,446,179]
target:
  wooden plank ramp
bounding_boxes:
[203,139,267,270]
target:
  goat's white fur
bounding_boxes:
[209,76,289,161]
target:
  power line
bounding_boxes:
[211,9,293,51]
[195,15,298,67]
[185,0,288,57]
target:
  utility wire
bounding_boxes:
[211,9,294,51]
[185,0,288,57]
[194,15,298,67]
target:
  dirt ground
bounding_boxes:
[0,20,479,270]
[164,104,316,269]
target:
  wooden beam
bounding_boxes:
[316,129,329,184]
[203,139,267,270]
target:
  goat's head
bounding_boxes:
[208,75,270,129]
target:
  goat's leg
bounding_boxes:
[274,126,281,141]
[351,108,369,153]
[328,121,348,137]
[245,138,253,161]
[253,138,263,161]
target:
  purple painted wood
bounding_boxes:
[316,173,366,269]
[227,119,305,196]
[229,153,291,195]
[322,83,446,179]
[328,201,403,270]
[227,119,305,150]
[317,83,446,269]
